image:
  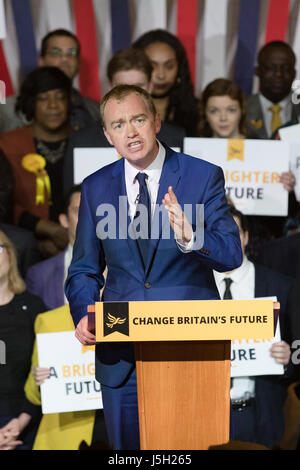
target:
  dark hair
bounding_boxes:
[15,66,72,121]
[133,29,199,136]
[62,184,82,215]
[229,206,248,233]
[107,48,153,83]
[257,40,296,66]
[40,29,80,57]
[100,84,157,128]
[198,78,247,137]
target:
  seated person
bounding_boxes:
[198,77,297,245]
[63,47,185,194]
[0,231,46,450]
[26,185,81,310]
[213,207,293,448]
[0,29,99,134]
[0,67,72,259]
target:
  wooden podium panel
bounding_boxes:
[135,340,231,450]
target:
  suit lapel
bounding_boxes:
[145,146,181,274]
[247,95,268,139]
[111,160,145,279]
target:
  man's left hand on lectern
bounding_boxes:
[75,315,96,345]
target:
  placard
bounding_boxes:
[94,299,274,342]
[74,147,119,184]
[37,331,102,414]
[184,138,289,216]
[231,321,283,377]
[74,147,181,184]
[278,123,300,201]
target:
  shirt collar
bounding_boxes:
[124,140,166,185]
[259,93,291,111]
[214,256,252,285]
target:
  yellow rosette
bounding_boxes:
[22,154,52,206]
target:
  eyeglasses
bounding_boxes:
[45,47,79,58]
[0,245,6,254]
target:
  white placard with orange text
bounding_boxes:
[231,320,283,377]
[74,147,119,184]
[74,146,181,184]
[230,296,283,377]
[184,138,289,216]
[37,331,102,414]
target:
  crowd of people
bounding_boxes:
[0,27,300,451]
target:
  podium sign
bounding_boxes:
[88,300,276,449]
[93,299,274,343]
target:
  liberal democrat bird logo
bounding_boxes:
[106,312,127,329]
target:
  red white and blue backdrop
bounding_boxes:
[0,0,299,102]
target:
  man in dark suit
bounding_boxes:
[65,84,242,450]
[246,41,300,139]
[214,206,294,448]
[63,48,185,194]
[26,186,81,310]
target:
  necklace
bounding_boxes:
[35,139,67,164]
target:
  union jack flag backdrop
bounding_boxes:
[0,0,299,103]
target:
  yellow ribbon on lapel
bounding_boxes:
[21,153,52,206]
[250,119,262,129]
[227,139,245,162]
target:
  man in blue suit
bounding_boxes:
[65,84,243,450]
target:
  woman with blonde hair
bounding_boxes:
[0,230,46,450]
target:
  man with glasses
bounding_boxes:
[0,29,100,133]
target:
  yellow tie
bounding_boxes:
[269,104,282,134]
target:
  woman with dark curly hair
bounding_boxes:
[0,67,72,258]
[133,29,199,136]
[198,78,247,138]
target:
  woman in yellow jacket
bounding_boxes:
[24,304,96,450]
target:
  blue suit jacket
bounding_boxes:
[65,144,242,387]
[26,251,65,310]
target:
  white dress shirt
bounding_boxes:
[124,140,193,251]
[259,93,292,137]
[214,256,256,401]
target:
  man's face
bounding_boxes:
[59,192,81,246]
[40,35,79,80]
[110,69,151,92]
[103,92,161,170]
[35,88,69,133]
[256,46,296,103]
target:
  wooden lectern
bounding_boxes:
[88,299,276,450]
